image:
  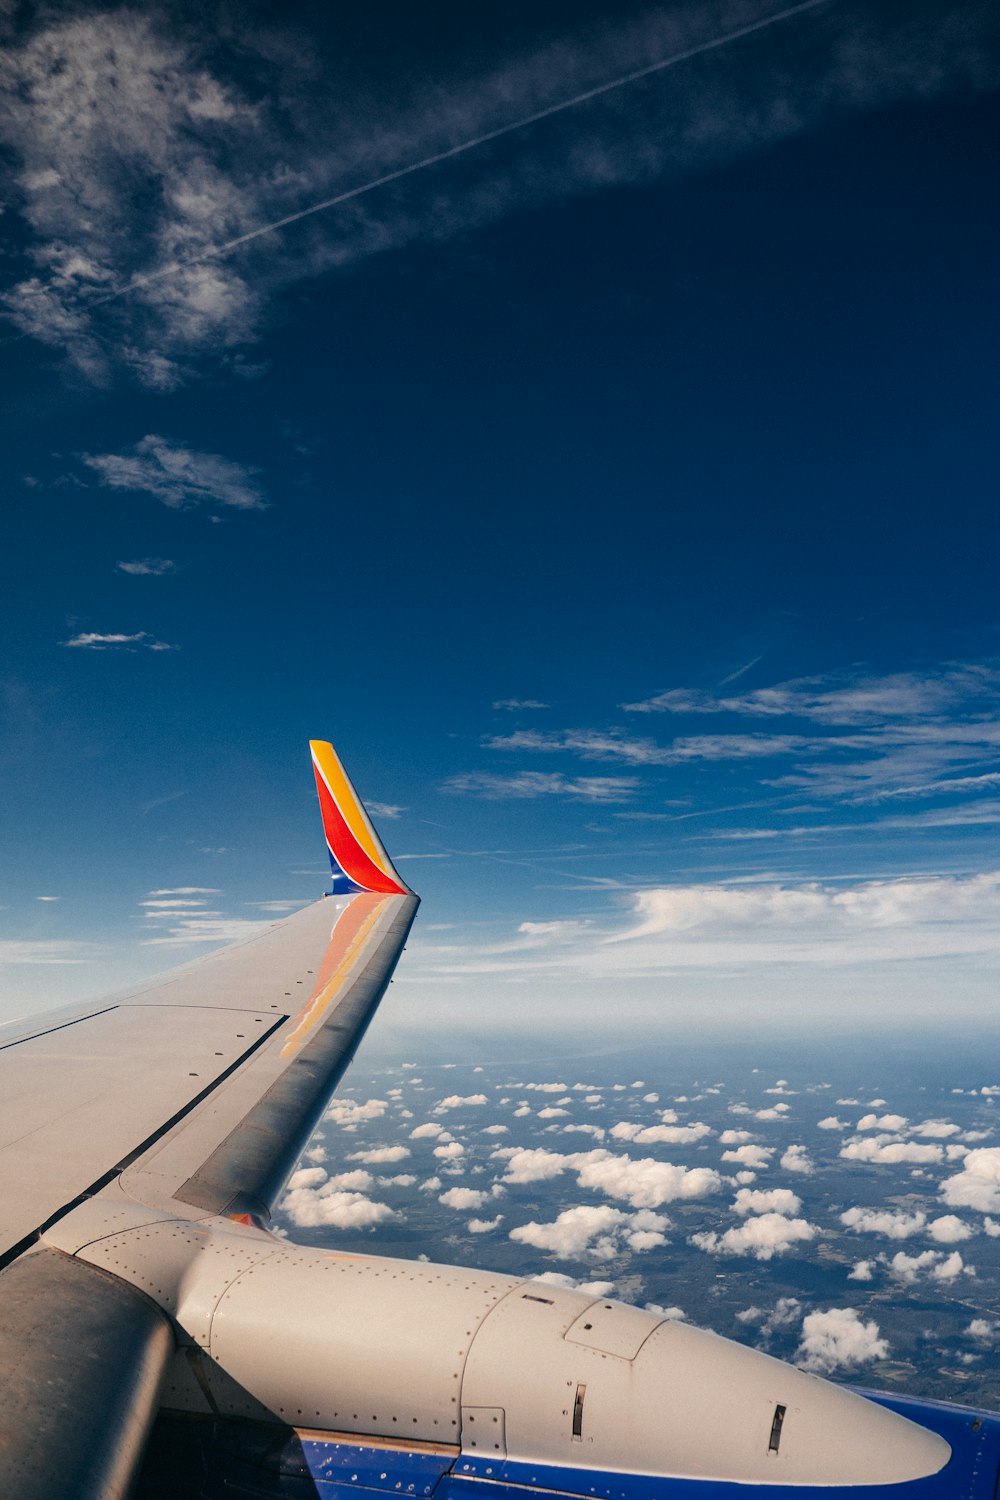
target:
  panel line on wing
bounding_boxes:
[0,1007,119,1054]
[0,1012,289,1273]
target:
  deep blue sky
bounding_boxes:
[1,0,998,1027]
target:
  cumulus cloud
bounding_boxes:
[510,1204,669,1261]
[840,1135,944,1165]
[573,1152,721,1210]
[435,1093,489,1112]
[438,1186,489,1210]
[733,1187,801,1217]
[795,1308,888,1374]
[928,1214,973,1243]
[498,1147,572,1184]
[610,1120,713,1145]
[780,1144,814,1175]
[410,1122,447,1139]
[692,1212,815,1261]
[529,1272,616,1296]
[840,1207,927,1240]
[754,1104,791,1122]
[817,1116,848,1130]
[325,1098,388,1127]
[468,1215,504,1233]
[347,1145,411,1164]
[856,1113,908,1132]
[286,1166,326,1191]
[324,1170,376,1191]
[931,1251,969,1281]
[940,1148,1000,1213]
[498,1144,721,1209]
[848,1259,875,1281]
[722,1144,774,1169]
[280,1179,396,1229]
[886,1249,972,1284]
[736,1297,802,1341]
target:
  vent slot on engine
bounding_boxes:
[768,1404,787,1455]
[572,1383,587,1441]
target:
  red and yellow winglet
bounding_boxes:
[310,740,410,896]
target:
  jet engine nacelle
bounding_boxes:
[45,1207,951,1490]
[144,1224,947,1490]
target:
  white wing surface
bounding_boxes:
[0,889,416,1266]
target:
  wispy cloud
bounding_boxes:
[0,940,104,965]
[116,557,177,576]
[486,727,814,764]
[1,1,994,385]
[443,771,639,802]
[147,886,220,896]
[140,790,187,817]
[623,666,1000,725]
[141,913,273,945]
[61,630,177,651]
[615,664,1000,804]
[367,801,405,820]
[82,434,265,510]
[409,871,1000,985]
[612,873,1000,950]
[492,699,550,711]
[135,884,273,944]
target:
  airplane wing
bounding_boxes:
[0,741,418,1497]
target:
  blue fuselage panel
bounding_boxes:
[135,1395,1000,1500]
[439,1394,998,1500]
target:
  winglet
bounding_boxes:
[310,741,411,896]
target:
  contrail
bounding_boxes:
[94,0,836,309]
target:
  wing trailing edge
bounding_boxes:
[310,739,411,895]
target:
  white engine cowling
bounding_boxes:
[184,1234,948,1488]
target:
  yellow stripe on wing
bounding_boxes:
[280,894,388,1058]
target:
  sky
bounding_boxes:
[1,0,999,1033]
